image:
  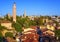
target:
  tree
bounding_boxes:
[4,14,13,22]
[0,32,3,42]
[29,20,36,26]
[54,21,59,26]
[0,32,3,37]
[0,18,4,20]
[12,22,22,32]
[4,14,9,20]
[54,29,60,40]
[0,24,6,32]
[34,17,43,26]
[0,25,6,42]
[5,32,13,38]
[16,16,30,28]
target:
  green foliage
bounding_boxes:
[0,32,3,37]
[0,25,6,31]
[34,17,43,26]
[16,16,44,27]
[0,32,3,42]
[4,14,9,20]
[0,18,4,20]
[29,20,36,26]
[38,18,43,25]
[16,16,30,28]
[5,32,13,38]
[12,22,22,32]
[12,16,46,29]
[54,21,59,26]
[0,24,7,42]
[0,37,3,42]
[9,17,13,22]
[54,29,60,37]
[4,14,13,22]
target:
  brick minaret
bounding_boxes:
[13,2,16,22]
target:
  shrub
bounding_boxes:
[5,32,13,38]
[0,32,3,42]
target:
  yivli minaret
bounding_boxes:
[13,2,16,22]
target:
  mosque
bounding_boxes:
[0,2,26,36]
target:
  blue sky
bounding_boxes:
[0,0,60,16]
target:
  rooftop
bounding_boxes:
[0,20,11,23]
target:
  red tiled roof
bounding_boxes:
[21,33,39,42]
[30,26,37,29]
